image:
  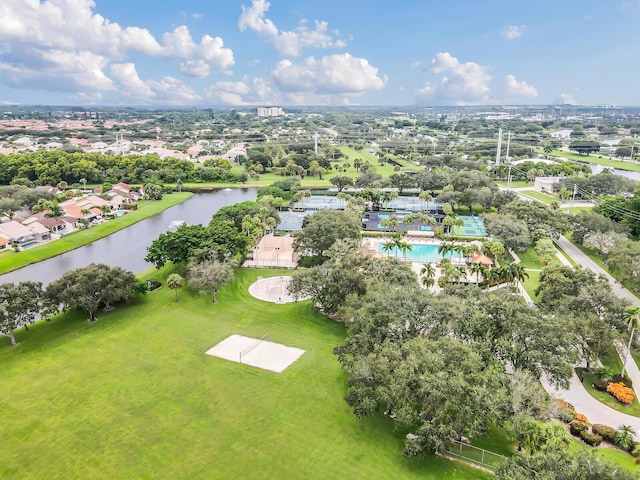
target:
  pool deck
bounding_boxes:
[363,236,486,292]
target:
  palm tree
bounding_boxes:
[397,241,412,261]
[468,261,485,286]
[420,263,436,290]
[507,262,529,288]
[442,215,456,235]
[265,216,277,233]
[167,273,185,303]
[380,215,399,233]
[437,242,454,260]
[489,240,505,263]
[404,212,436,231]
[382,240,395,256]
[241,215,253,236]
[79,178,87,191]
[453,244,467,262]
[621,306,640,377]
[615,425,636,451]
[294,189,311,208]
[418,190,432,211]
[45,202,65,224]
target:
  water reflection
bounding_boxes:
[0,189,257,286]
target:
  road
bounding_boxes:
[542,373,640,433]
[554,235,639,306]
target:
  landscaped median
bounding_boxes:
[0,192,193,275]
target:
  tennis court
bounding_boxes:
[276,211,312,231]
[291,195,347,211]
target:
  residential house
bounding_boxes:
[0,220,36,245]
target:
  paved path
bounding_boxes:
[542,373,640,434]
[541,237,640,435]
[554,235,640,305]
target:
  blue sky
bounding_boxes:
[0,0,639,106]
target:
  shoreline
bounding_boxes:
[0,192,193,276]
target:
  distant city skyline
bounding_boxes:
[1,0,639,107]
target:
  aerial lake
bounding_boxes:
[0,189,257,286]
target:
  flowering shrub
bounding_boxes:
[574,413,588,423]
[607,382,635,404]
[570,420,588,436]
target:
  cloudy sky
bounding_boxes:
[0,0,638,106]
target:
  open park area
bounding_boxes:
[0,268,488,480]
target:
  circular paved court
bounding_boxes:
[248,275,309,304]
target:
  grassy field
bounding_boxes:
[187,148,418,190]
[560,205,594,214]
[0,268,488,480]
[546,150,640,173]
[518,189,557,205]
[496,180,532,188]
[0,193,192,275]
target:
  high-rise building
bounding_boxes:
[257,107,284,117]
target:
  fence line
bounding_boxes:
[445,440,507,470]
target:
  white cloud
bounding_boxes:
[110,62,201,104]
[554,93,578,105]
[410,60,421,69]
[205,78,277,105]
[270,54,386,94]
[501,74,538,98]
[238,0,346,56]
[0,0,233,99]
[206,54,385,106]
[416,52,491,105]
[110,63,156,101]
[502,25,526,40]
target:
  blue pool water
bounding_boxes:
[21,241,40,249]
[115,210,129,216]
[378,243,444,263]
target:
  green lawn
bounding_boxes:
[569,440,638,474]
[0,268,488,480]
[496,180,532,188]
[0,193,192,275]
[560,206,594,214]
[545,150,640,173]
[518,190,557,205]
[577,352,640,417]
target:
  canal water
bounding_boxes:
[588,163,640,182]
[0,189,257,286]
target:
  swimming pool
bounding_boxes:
[115,210,129,216]
[377,243,444,263]
[20,241,40,249]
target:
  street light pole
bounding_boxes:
[621,327,635,378]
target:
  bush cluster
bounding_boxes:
[592,424,617,443]
[593,379,610,391]
[580,430,603,447]
[570,420,588,436]
[613,374,633,388]
[607,382,635,404]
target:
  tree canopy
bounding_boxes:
[293,210,361,260]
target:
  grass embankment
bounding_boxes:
[496,180,532,188]
[512,246,562,302]
[0,192,192,275]
[546,150,640,173]
[518,190,557,205]
[0,268,488,480]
